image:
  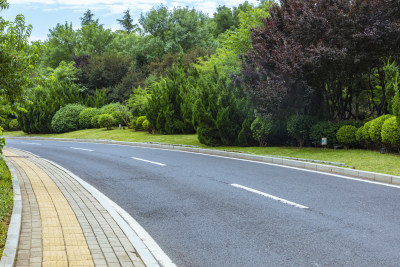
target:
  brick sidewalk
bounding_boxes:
[4,148,146,267]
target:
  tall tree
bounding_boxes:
[139,5,214,54]
[41,22,77,68]
[242,0,400,120]
[117,9,137,33]
[0,0,41,116]
[80,9,98,26]
[213,5,235,37]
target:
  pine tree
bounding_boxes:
[80,9,98,26]
[117,9,138,33]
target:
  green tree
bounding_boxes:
[146,57,195,134]
[127,86,149,117]
[213,5,235,37]
[76,22,114,55]
[0,0,41,116]
[80,9,98,26]
[117,9,138,33]
[139,5,214,54]
[196,2,271,75]
[192,67,255,146]
[40,22,77,68]
[75,52,130,98]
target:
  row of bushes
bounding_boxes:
[49,102,154,133]
[336,115,400,151]
[50,103,126,133]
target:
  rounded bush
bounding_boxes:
[356,126,364,144]
[51,104,86,133]
[8,119,20,131]
[142,119,151,132]
[98,114,115,130]
[362,120,373,143]
[336,125,357,149]
[381,116,400,147]
[78,108,99,129]
[251,116,273,147]
[287,115,315,147]
[368,114,392,144]
[91,115,100,128]
[135,116,147,131]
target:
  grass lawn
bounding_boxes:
[0,158,13,259]
[4,128,400,176]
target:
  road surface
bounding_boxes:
[5,138,400,266]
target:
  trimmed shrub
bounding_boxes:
[251,116,274,147]
[91,115,100,128]
[381,116,400,151]
[336,125,357,149]
[8,119,20,131]
[142,119,152,132]
[369,114,392,144]
[135,116,147,131]
[309,121,364,148]
[362,120,373,144]
[309,121,338,148]
[100,102,123,115]
[98,114,115,130]
[51,104,86,133]
[79,108,100,129]
[356,126,364,145]
[287,115,315,147]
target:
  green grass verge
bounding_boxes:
[0,157,13,259]
[4,128,400,176]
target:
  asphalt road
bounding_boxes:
[5,139,400,267]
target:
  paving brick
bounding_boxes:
[5,149,145,267]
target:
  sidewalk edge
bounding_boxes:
[0,157,22,267]
[8,148,176,267]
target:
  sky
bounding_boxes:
[2,0,260,42]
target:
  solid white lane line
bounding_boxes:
[231,183,309,209]
[131,157,166,166]
[70,147,94,152]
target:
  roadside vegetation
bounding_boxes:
[0,157,13,259]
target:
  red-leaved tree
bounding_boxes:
[243,0,400,120]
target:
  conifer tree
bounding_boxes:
[117,9,138,33]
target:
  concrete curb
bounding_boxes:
[0,158,22,267]
[5,136,400,185]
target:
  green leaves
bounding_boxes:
[0,2,41,113]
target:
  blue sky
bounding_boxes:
[3,0,259,42]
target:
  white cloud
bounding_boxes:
[29,34,48,42]
[194,1,218,15]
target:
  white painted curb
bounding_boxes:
[0,158,22,267]
[6,136,400,185]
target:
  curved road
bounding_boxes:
[5,139,400,266]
